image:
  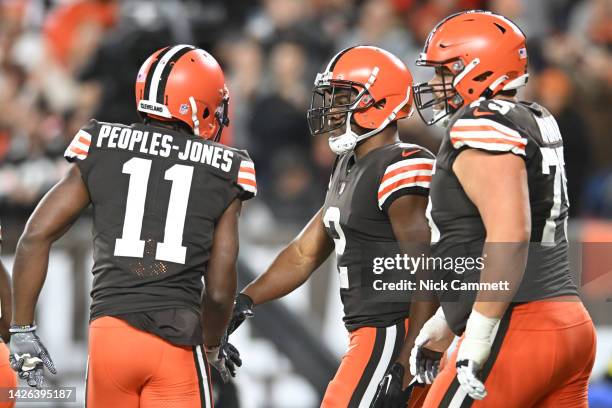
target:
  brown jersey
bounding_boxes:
[429,100,578,335]
[65,119,256,345]
[323,142,435,331]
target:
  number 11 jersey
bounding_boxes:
[64,119,256,343]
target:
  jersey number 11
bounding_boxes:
[114,157,193,264]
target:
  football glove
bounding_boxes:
[455,310,500,400]
[9,325,56,388]
[409,307,454,384]
[227,293,254,335]
[205,336,242,383]
[372,362,415,408]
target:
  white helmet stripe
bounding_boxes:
[147,44,192,102]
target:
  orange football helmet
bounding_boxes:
[414,10,529,125]
[307,46,414,155]
[135,45,229,141]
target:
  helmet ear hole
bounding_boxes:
[202,108,210,119]
[473,71,493,82]
[374,98,387,110]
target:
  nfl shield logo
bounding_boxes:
[179,104,189,114]
[519,48,527,59]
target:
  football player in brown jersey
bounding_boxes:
[407,10,596,407]
[229,46,436,407]
[9,45,252,407]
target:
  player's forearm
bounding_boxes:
[202,294,233,346]
[400,300,439,360]
[242,242,316,306]
[474,240,528,319]
[396,251,436,372]
[396,299,438,386]
[11,233,53,325]
[202,259,237,346]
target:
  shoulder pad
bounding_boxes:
[449,100,527,156]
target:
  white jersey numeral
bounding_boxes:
[469,99,514,114]
[114,157,151,258]
[487,99,514,115]
[536,116,569,245]
[156,164,194,264]
[426,197,440,244]
[323,206,346,255]
[323,206,349,288]
[114,157,194,264]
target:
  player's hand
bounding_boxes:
[220,333,242,377]
[455,310,500,400]
[227,293,254,335]
[205,339,242,383]
[372,362,414,408]
[8,325,56,388]
[409,307,454,384]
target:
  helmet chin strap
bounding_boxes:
[328,112,385,155]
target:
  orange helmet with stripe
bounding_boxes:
[307,46,414,155]
[135,45,229,141]
[414,10,528,125]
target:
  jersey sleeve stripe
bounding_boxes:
[237,172,256,182]
[450,135,526,149]
[378,177,431,209]
[237,177,257,187]
[379,169,432,192]
[450,130,527,145]
[378,175,431,199]
[376,157,434,209]
[237,160,257,195]
[451,125,521,141]
[238,166,255,175]
[381,163,433,184]
[78,135,91,146]
[64,129,92,161]
[70,146,88,156]
[450,126,524,142]
[237,179,257,194]
[453,118,521,138]
[451,138,526,156]
[383,158,435,173]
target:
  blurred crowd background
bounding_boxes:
[0,0,611,407]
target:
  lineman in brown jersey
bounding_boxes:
[227,46,435,408]
[9,46,254,408]
[408,11,595,407]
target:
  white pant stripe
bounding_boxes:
[358,325,398,407]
